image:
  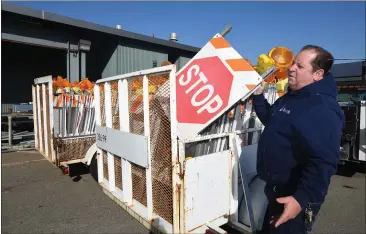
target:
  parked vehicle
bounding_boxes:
[336,61,366,164]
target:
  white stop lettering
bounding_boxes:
[178,64,223,114]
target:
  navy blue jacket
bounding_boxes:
[253,73,345,210]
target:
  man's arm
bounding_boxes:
[252,94,272,125]
[252,82,274,125]
[292,106,344,210]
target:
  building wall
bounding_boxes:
[175,55,192,71]
[102,40,170,78]
[101,39,197,78]
[102,45,119,78]
[2,12,81,83]
[1,41,67,104]
[1,10,198,105]
[119,44,169,74]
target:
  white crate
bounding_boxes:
[32,76,56,163]
[32,76,97,166]
[93,64,281,234]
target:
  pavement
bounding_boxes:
[311,163,365,234]
[1,151,365,234]
[1,150,150,234]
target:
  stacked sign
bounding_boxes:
[175,33,264,140]
[52,77,96,137]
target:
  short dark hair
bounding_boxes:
[300,45,334,74]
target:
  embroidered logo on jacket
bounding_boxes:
[278,106,291,114]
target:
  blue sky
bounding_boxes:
[11,1,366,65]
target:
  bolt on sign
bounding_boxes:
[176,33,263,140]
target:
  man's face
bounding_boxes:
[287,49,324,91]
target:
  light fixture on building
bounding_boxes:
[169,32,178,42]
[78,39,91,52]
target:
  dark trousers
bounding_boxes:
[258,185,322,234]
[259,200,307,234]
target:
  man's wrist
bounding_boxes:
[293,189,310,210]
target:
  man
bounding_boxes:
[253,45,345,234]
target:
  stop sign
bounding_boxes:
[176,56,233,124]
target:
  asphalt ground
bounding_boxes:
[1,150,150,233]
[1,151,365,234]
[223,162,366,234]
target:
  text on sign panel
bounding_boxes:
[176,56,234,124]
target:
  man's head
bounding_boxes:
[287,45,334,91]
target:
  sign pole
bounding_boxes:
[220,25,232,38]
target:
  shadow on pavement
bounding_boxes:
[336,161,366,178]
[67,155,99,183]
[67,163,91,182]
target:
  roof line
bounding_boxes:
[1,2,201,53]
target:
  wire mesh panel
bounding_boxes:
[54,136,95,162]
[110,81,123,190]
[100,84,108,180]
[148,74,173,223]
[114,156,123,190]
[131,163,147,206]
[103,150,109,180]
[94,65,179,233]
[128,77,148,206]
[111,81,120,130]
[128,77,145,135]
[100,84,106,127]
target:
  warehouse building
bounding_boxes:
[331,61,366,84]
[1,2,200,106]
[332,61,366,102]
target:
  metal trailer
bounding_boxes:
[93,55,279,234]
[339,100,366,163]
[32,76,97,173]
[335,61,366,164]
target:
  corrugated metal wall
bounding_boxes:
[176,55,192,71]
[102,43,169,78]
[119,45,168,73]
[102,46,119,78]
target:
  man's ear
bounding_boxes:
[313,69,324,81]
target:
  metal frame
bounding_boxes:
[94,63,277,234]
[33,75,97,167]
[94,65,179,233]
[33,75,56,163]
[178,133,234,234]
[177,132,257,234]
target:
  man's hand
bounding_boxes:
[253,81,267,95]
[273,196,302,228]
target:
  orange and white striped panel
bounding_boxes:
[208,34,262,105]
[53,94,93,108]
[53,94,64,107]
[175,33,263,140]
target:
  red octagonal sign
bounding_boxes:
[176,56,234,124]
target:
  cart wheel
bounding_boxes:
[89,154,98,182]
